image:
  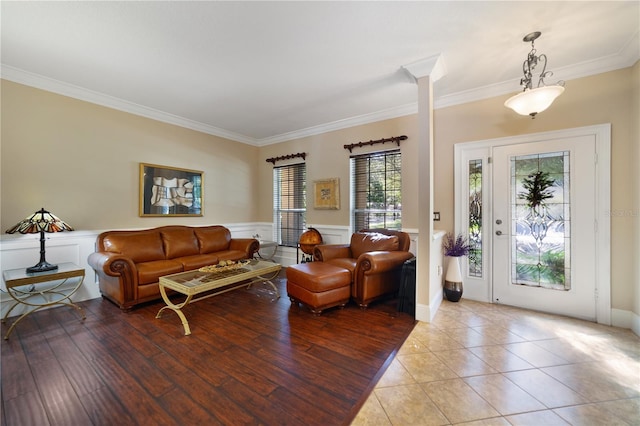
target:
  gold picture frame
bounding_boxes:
[314,178,340,210]
[139,163,203,217]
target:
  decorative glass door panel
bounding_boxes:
[468,159,483,277]
[511,151,570,290]
[492,136,597,320]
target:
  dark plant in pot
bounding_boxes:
[442,232,471,302]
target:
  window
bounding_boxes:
[351,149,401,231]
[273,163,306,247]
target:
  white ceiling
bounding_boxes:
[2,1,638,145]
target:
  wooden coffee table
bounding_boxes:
[156,259,281,335]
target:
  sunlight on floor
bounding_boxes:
[351,300,640,425]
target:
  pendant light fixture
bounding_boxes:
[504,31,565,118]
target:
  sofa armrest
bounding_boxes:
[88,252,137,277]
[229,238,260,258]
[87,251,140,310]
[314,244,352,262]
[357,251,415,273]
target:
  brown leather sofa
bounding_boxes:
[88,225,259,311]
[313,229,414,308]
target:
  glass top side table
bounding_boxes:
[2,262,86,339]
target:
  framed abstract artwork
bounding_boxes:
[139,163,203,217]
[314,178,340,210]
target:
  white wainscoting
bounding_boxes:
[0,224,455,326]
[0,223,262,318]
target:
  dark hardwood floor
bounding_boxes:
[1,271,415,426]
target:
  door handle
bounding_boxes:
[496,230,503,236]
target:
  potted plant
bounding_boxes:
[442,232,471,302]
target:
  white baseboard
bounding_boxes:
[611,308,640,337]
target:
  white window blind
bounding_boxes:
[273,163,306,247]
[351,150,402,231]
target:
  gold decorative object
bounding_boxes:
[198,260,250,273]
[314,178,340,210]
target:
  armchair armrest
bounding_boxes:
[314,244,352,262]
[357,251,415,273]
[229,238,260,258]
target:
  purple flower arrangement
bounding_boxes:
[442,232,471,257]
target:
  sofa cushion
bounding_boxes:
[195,226,231,254]
[161,228,199,259]
[137,260,183,285]
[350,232,399,259]
[103,231,165,263]
[174,254,219,271]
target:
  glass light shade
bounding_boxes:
[6,208,74,234]
[504,85,565,117]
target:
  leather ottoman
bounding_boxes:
[286,262,351,315]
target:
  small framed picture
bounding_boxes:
[314,178,340,210]
[139,163,203,217]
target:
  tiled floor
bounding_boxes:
[352,299,640,425]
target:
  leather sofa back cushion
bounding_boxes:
[103,232,165,263]
[350,232,399,259]
[195,226,231,254]
[161,228,199,259]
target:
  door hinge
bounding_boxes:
[488,156,492,164]
[594,287,599,300]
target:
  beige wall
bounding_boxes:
[1,81,259,231]
[1,64,638,314]
[632,60,640,318]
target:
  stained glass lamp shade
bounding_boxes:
[5,208,74,273]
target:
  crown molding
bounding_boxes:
[0,65,260,145]
[3,32,637,146]
[255,103,418,146]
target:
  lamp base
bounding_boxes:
[26,261,58,274]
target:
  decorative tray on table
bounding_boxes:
[198,260,250,274]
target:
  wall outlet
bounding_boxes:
[433,212,440,221]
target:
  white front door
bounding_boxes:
[453,124,611,324]
[492,136,597,320]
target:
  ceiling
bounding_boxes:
[2,1,638,146]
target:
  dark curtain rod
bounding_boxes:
[266,152,306,165]
[343,135,407,153]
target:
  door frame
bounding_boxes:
[454,124,611,325]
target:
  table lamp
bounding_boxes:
[5,207,74,273]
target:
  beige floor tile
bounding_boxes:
[352,300,640,426]
[350,393,392,426]
[468,345,535,373]
[470,326,527,345]
[412,329,465,352]
[503,341,569,368]
[376,358,416,388]
[448,327,499,348]
[374,384,449,425]
[397,351,459,383]
[553,401,637,426]
[587,397,640,424]
[502,322,560,341]
[464,374,546,415]
[399,335,431,355]
[421,378,500,424]
[503,369,587,408]
[532,337,599,363]
[454,417,511,426]
[543,360,640,402]
[432,349,498,377]
[505,409,570,425]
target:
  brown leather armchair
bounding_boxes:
[313,229,414,308]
